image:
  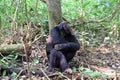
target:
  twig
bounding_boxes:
[25,0,28,25]
[109,4,120,20]
[0,53,11,63]
[35,0,38,16]
[15,69,24,80]
[32,34,41,44]
[72,73,80,80]
[22,39,31,80]
[80,0,83,18]
[62,17,69,22]
[40,68,50,80]
[47,72,70,80]
[11,0,20,27]
[48,72,59,77]
[4,13,13,22]
[59,72,71,80]
[0,16,1,28]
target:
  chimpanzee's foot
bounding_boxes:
[64,68,72,74]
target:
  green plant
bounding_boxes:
[79,67,107,79]
[0,53,19,73]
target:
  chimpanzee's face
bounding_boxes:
[58,22,73,35]
[63,23,73,34]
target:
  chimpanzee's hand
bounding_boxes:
[46,35,52,43]
[54,44,62,50]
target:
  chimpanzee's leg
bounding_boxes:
[47,49,58,72]
[65,52,76,62]
[56,51,68,72]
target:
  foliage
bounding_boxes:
[0,0,120,79]
[0,53,19,77]
[0,0,119,46]
[0,53,19,67]
[80,67,107,79]
[62,0,120,46]
[0,0,48,33]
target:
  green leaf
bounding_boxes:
[14,54,18,60]
[90,71,102,78]
[33,59,39,64]
[83,1,91,8]
[79,66,86,71]
[3,70,7,76]
[101,74,107,80]
[83,69,93,74]
[72,67,77,72]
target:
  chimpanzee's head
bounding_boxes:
[58,21,73,35]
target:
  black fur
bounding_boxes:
[46,22,80,72]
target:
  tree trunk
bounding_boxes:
[46,0,62,30]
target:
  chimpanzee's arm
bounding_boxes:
[50,27,62,45]
[55,35,80,51]
[55,42,80,51]
[46,27,63,55]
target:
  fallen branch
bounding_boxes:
[0,44,31,56]
[0,67,44,76]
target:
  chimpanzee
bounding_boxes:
[46,21,80,73]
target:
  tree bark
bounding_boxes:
[46,0,62,30]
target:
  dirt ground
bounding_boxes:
[29,38,120,80]
[0,37,120,80]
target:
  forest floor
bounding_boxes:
[28,37,120,80]
[0,36,120,80]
